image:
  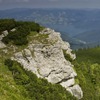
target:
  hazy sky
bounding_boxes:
[0,0,100,10]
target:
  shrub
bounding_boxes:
[4,59,13,68]
[1,19,41,46]
[63,50,73,62]
[0,19,16,32]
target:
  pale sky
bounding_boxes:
[0,0,100,10]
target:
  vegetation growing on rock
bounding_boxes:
[0,19,16,32]
[63,50,73,62]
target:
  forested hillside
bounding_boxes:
[74,47,100,100]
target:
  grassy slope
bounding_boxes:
[0,59,30,100]
[74,47,100,100]
[0,58,76,100]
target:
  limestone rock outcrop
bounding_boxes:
[0,30,8,49]
[67,85,83,99]
[11,28,83,99]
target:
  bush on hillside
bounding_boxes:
[0,19,16,32]
[1,19,41,46]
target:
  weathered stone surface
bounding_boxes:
[60,78,75,88]
[0,34,4,40]
[2,49,8,53]
[0,41,6,49]
[0,30,8,48]
[10,28,16,32]
[2,30,8,36]
[11,28,83,99]
[67,85,83,99]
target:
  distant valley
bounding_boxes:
[1,8,100,49]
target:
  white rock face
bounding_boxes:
[10,28,16,32]
[0,41,6,48]
[11,28,83,99]
[60,78,75,88]
[67,85,83,99]
[0,30,8,40]
[0,30,8,49]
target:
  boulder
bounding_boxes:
[0,41,6,49]
[67,85,83,99]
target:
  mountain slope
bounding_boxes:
[0,19,100,100]
[0,19,82,99]
[0,59,30,100]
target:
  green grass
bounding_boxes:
[2,59,77,100]
[28,31,49,44]
[0,59,30,100]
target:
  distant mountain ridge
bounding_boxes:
[73,29,100,48]
[1,8,100,49]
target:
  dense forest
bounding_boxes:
[73,47,100,100]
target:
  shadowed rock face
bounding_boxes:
[11,28,83,99]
